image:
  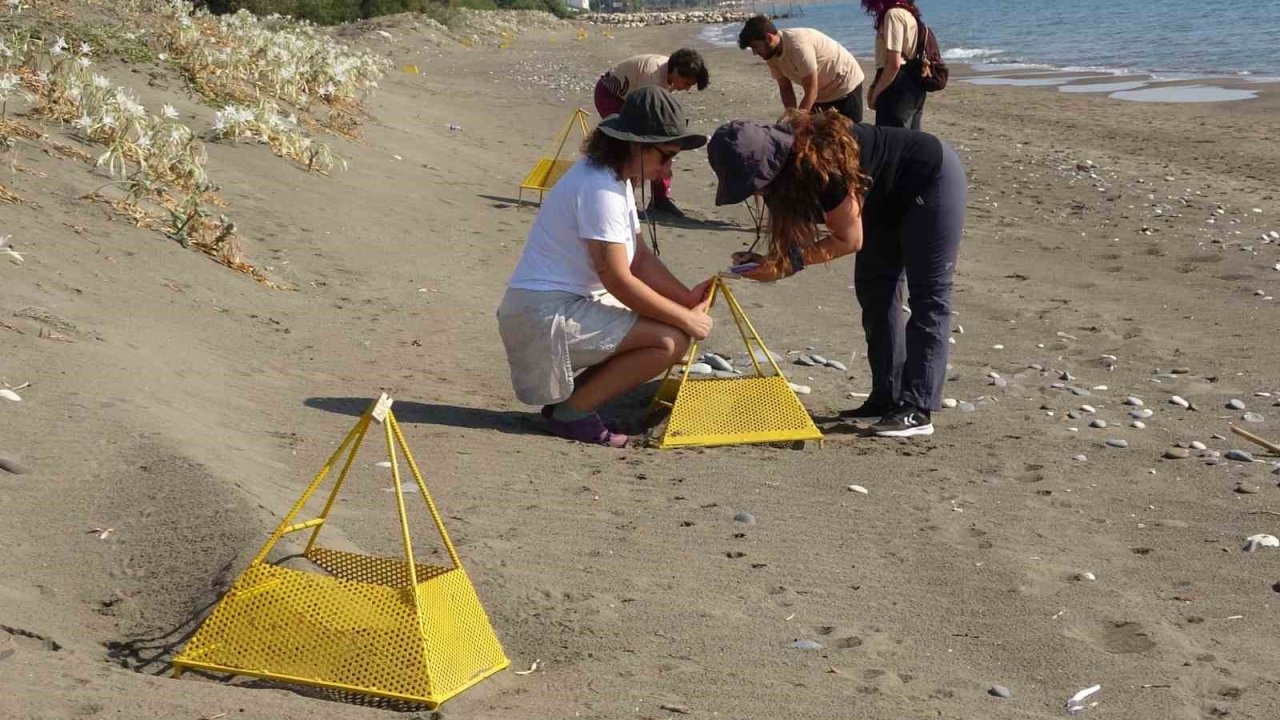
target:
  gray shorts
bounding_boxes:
[497,288,638,406]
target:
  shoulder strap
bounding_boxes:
[914,19,929,61]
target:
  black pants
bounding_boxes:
[874,71,926,129]
[854,142,964,411]
[814,84,864,123]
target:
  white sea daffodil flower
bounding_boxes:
[0,73,18,93]
[51,36,68,57]
[161,104,179,120]
[77,41,92,56]
[76,57,92,69]
[92,74,110,89]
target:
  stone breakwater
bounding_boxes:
[581,11,776,28]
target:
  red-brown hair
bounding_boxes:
[763,110,868,274]
[861,0,920,29]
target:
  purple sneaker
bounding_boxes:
[544,411,628,448]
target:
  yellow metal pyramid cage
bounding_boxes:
[649,277,823,449]
[518,108,591,205]
[172,395,510,709]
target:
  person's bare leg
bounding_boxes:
[561,318,688,412]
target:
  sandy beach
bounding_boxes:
[3,4,1280,719]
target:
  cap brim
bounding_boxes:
[598,118,707,150]
[714,179,752,207]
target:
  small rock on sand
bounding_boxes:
[1191,440,1207,450]
[1164,448,1191,459]
[1074,454,1089,462]
[1235,482,1261,494]
[1243,412,1265,423]
[826,359,847,372]
[1226,450,1256,463]
[1227,399,1246,410]
[1124,396,1144,406]
[795,355,816,367]
[847,484,869,494]
[688,362,713,375]
[942,398,958,408]
[0,456,32,475]
[734,512,756,525]
[702,354,733,372]
[1090,419,1107,429]
[791,640,824,650]
[989,685,1012,698]
[1170,395,1190,408]
[959,401,977,412]
[1106,439,1128,448]
[1130,408,1154,419]
[810,355,827,365]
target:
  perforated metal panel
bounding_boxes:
[649,278,823,449]
[658,375,822,448]
[517,109,590,204]
[172,398,510,709]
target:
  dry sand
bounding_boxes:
[2,6,1280,719]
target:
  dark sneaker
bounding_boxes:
[872,406,934,438]
[647,197,686,218]
[545,411,629,448]
[838,398,896,423]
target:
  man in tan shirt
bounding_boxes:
[593,49,710,217]
[738,16,865,123]
[863,1,926,129]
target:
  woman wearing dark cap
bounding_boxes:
[706,111,964,437]
[498,87,712,448]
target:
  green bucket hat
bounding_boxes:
[597,86,707,150]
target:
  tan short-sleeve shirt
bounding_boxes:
[608,54,671,96]
[766,28,865,104]
[874,8,919,68]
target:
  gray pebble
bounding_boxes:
[702,353,734,372]
[989,685,1012,699]
[1124,397,1145,407]
[810,354,827,366]
[1226,450,1256,463]
[1212,433,1228,440]
[1244,412,1266,424]
[0,456,31,475]
[1235,482,1261,494]
[1130,408,1154,419]
[1068,410,1082,420]
[1074,454,1089,462]
[1164,448,1191,459]
[826,359,848,372]
[1090,419,1108,429]
[794,355,816,366]
[1131,420,1146,429]
[687,362,713,375]
[1191,441,1207,451]
[958,401,977,413]
[1106,438,1129,449]
[734,511,756,525]
[790,640,824,650]
[1205,457,1222,466]
[1070,387,1091,396]
[1227,399,1246,410]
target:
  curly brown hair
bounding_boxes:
[581,129,631,180]
[763,109,868,273]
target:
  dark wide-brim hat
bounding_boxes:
[597,86,707,151]
[706,120,795,206]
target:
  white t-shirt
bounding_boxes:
[508,160,639,296]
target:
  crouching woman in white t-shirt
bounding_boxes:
[498,87,712,447]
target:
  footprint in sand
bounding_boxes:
[1067,619,1158,654]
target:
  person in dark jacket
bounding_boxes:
[706,111,965,437]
